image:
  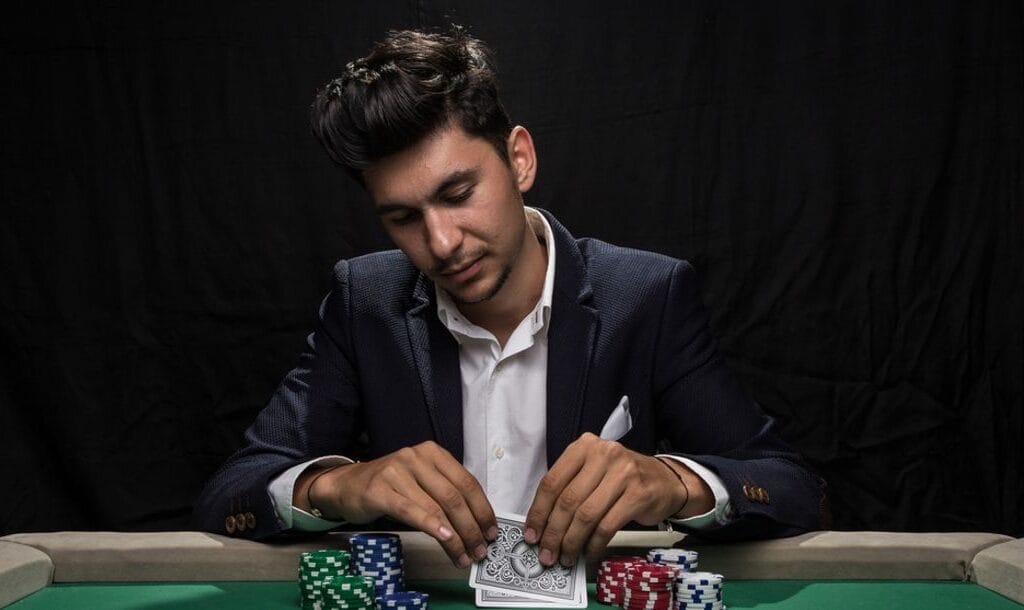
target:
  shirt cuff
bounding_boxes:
[655,454,732,529]
[267,455,353,531]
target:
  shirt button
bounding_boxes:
[494,446,505,459]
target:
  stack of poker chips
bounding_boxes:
[348,533,406,598]
[596,555,645,605]
[377,590,430,610]
[298,549,356,610]
[674,572,725,610]
[647,548,699,573]
[622,561,678,610]
[320,574,377,610]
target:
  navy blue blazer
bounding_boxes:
[193,209,827,540]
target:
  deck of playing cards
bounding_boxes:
[469,513,588,608]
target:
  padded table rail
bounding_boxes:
[2,531,1022,608]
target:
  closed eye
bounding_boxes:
[443,188,474,205]
[386,209,420,226]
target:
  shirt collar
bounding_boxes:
[435,207,556,342]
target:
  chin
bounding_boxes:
[449,287,495,306]
[442,262,512,306]
[447,277,501,306]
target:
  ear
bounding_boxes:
[506,126,537,193]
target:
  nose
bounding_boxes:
[423,207,463,261]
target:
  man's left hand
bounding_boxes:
[523,432,713,567]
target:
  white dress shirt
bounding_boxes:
[268,208,731,530]
[434,208,556,516]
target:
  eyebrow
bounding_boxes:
[375,168,479,215]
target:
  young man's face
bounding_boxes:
[363,124,537,306]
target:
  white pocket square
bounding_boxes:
[599,395,632,441]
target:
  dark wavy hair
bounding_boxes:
[311,26,513,183]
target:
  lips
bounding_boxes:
[440,256,483,283]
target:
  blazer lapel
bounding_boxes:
[542,211,599,466]
[406,275,464,461]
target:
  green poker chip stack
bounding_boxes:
[298,549,353,610]
[320,574,377,610]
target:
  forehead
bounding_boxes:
[363,126,502,205]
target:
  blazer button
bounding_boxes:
[246,512,257,529]
[235,512,248,533]
[742,484,752,499]
[760,488,770,504]
[225,514,237,534]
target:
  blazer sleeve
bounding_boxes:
[191,260,365,539]
[652,260,829,540]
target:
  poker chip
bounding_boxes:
[597,551,727,610]
[674,572,725,610]
[348,533,406,598]
[596,555,645,605]
[622,561,677,610]
[298,550,356,610]
[675,572,723,586]
[320,574,377,610]
[376,590,430,610]
[647,548,699,574]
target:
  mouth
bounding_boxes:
[440,256,484,283]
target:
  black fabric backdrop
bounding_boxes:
[1,1,1021,536]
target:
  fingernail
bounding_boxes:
[538,548,553,566]
[524,527,538,544]
[438,526,453,540]
[560,555,575,567]
[474,544,488,560]
[486,526,499,541]
[456,553,472,568]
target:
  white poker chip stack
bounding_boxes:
[646,548,699,573]
[674,572,725,610]
[645,548,725,610]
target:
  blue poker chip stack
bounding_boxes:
[673,571,725,610]
[349,533,406,598]
[376,590,430,610]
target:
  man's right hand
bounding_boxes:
[294,441,497,568]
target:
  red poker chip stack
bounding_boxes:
[596,555,645,605]
[622,561,678,610]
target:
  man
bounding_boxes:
[194,27,827,570]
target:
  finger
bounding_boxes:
[582,492,637,560]
[410,442,498,542]
[428,447,499,541]
[410,452,493,563]
[389,490,469,566]
[524,441,587,546]
[538,456,610,566]
[557,470,626,566]
[421,468,491,562]
[367,462,470,567]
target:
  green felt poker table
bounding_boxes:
[2,530,1023,609]
[7,579,1024,610]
